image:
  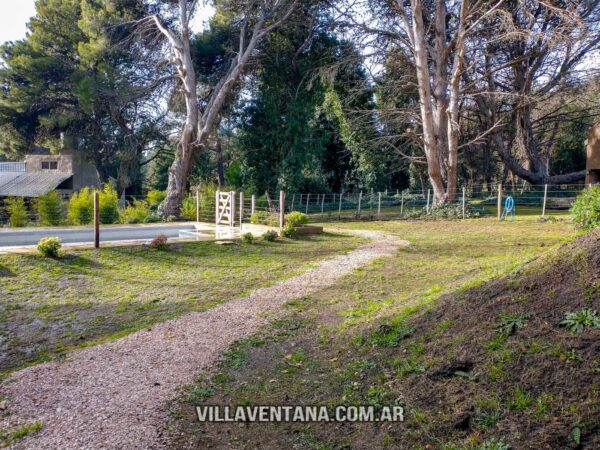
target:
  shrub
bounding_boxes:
[262,230,278,242]
[242,232,254,244]
[181,196,196,221]
[36,190,64,226]
[285,211,309,227]
[146,190,166,209]
[250,211,279,226]
[497,312,531,336]
[571,186,600,230]
[37,237,61,258]
[120,199,151,224]
[5,197,29,227]
[67,187,94,225]
[150,234,168,250]
[429,203,483,219]
[98,184,119,224]
[281,223,296,238]
[560,308,600,333]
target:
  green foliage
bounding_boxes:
[250,211,279,226]
[36,190,64,226]
[285,211,309,227]
[242,233,254,244]
[281,223,296,238]
[360,319,415,347]
[120,199,151,224]
[429,203,483,219]
[181,196,197,221]
[508,386,533,411]
[571,187,600,230]
[5,197,29,227]
[560,308,600,333]
[146,190,166,209]
[497,312,531,336]
[37,237,61,258]
[262,230,278,242]
[98,184,119,224]
[67,187,94,225]
[479,438,511,450]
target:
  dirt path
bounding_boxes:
[1,231,407,450]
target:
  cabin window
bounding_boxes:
[41,161,58,170]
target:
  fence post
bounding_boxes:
[377,192,381,218]
[321,194,325,219]
[291,194,295,211]
[215,190,220,225]
[338,192,343,219]
[230,191,236,227]
[542,184,548,217]
[196,190,201,223]
[94,191,100,248]
[305,193,310,215]
[279,190,285,230]
[239,191,244,227]
[400,192,404,216]
[462,187,466,220]
[497,184,503,221]
[358,191,363,217]
[251,194,256,216]
[426,189,431,214]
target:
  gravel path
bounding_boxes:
[1,231,407,450]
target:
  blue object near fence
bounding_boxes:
[500,196,516,222]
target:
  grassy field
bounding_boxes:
[164,218,580,449]
[0,233,365,375]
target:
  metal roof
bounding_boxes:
[0,172,73,197]
[0,162,26,172]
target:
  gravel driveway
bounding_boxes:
[0,230,408,449]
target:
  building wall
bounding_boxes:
[24,152,101,193]
[24,154,73,173]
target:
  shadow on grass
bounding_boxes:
[0,264,15,277]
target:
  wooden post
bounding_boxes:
[400,192,404,216]
[542,184,548,217]
[377,192,381,218]
[230,191,236,227]
[305,193,310,215]
[251,194,256,216]
[426,189,431,214]
[279,190,285,230]
[462,187,466,220]
[239,191,244,226]
[338,192,343,219]
[196,190,201,223]
[215,190,220,225]
[299,193,303,209]
[321,194,325,219]
[291,193,295,211]
[357,191,363,217]
[497,184,503,221]
[93,191,100,248]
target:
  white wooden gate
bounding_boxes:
[215,191,236,227]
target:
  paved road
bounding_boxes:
[0,224,197,247]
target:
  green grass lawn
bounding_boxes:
[165,218,577,449]
[0,233,365,375]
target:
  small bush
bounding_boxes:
[120,199,151,224]
[5,197,29,227]
[497,312,531,336]
[36,190,64,226]
[146,190,166,209]
[281,223,296,238]
[150,234,168,250]
[98,184,119,224]
[560,308,600,333]
[242,233,254,244]
[571,186,600,230]
[181,196,196,221]
[67,187,94,225]
[37,237,61,258]
[262,230,278,242]
[285,211,309,227]
[250,210,279,226]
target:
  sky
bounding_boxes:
[0,0,215,46]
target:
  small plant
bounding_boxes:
[5,197,29,227]
[571,186,600,230]
[120,199,151,224]
[36,190,64,226]
[181,196,196,220]
[508,386,533,411]
[242,232,254,244]
[479,438,511,450]
[497,312,531,336]
[98,184,120,224]
[262,230,278,242]
[67,187,94,225]
[146,190,166,209]
[560,308,600,333]
[37,237,61,258]
[150,234,168,250]
[285,211,309,227]
[395,356,426,378]
[250,211,279,226]
[362,319,415,347]
[281,223,296,238]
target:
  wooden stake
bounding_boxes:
[426,189,431,214]
[321,194,325,219]
[279,190,285,230]
[542,184,548,217]
[462,187,466,220]
[251,194,256,216]
[357,191,363,217]
[93,191,100,248]
[291,194,295,211]
[377,192,381,218]
[239,191,244,226]
[305,193,310,215]
[196,190,200,223]
[497,184,503,221]
[215,190,220,225]
[338,192,343,219]
[230,191,236,227]
[400,192,404,216]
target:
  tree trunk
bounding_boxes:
[215,136,225,186]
